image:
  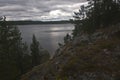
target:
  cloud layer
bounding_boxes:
[0,0,87,21]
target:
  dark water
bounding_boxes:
[18,24,74,55]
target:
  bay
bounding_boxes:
[18,23,74,56]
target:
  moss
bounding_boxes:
[95,39,120,50]
[58,38,120,77]
[56,76,68,80]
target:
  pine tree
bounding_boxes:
[73,5,87,36]
[86,0,120,27]
[73,0,120,37]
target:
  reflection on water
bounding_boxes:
[18,24,74,56]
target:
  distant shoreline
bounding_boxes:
[0,20,72,25]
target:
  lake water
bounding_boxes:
[18,24,74,56]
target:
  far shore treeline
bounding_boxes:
[0,20,71,25]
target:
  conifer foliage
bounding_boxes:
[73,0,120,37]
[30,34,41,67]
[0,18,50,80]
[0,19,31,80]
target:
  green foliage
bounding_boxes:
[64,33,72,44]
[30,35,40,66]
[0,17,50,80]
[0,20,32,80]
[56,75,68,80]
[41,50,50,63]
[73,0,120,37]
[30,34,41,66]
[30,34,50,67]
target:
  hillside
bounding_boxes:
[21,24,120,80]
[14,0,120,80]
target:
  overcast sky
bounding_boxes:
[0,0,87,21]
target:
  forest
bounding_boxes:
[72,0,120,37]
[1,0,120,80]
[0,20,50,80]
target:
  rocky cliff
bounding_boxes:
[21,25,120,80]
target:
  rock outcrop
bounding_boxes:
[21,25,120,80]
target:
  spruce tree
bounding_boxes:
[22,42,32,73]
[30,34,41,67]
[0,17,32,80]
[64,33,71,44]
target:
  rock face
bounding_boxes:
[21,25,120,80]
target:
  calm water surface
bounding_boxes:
[18,24,74,55]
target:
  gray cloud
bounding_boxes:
[0,0,87,21]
